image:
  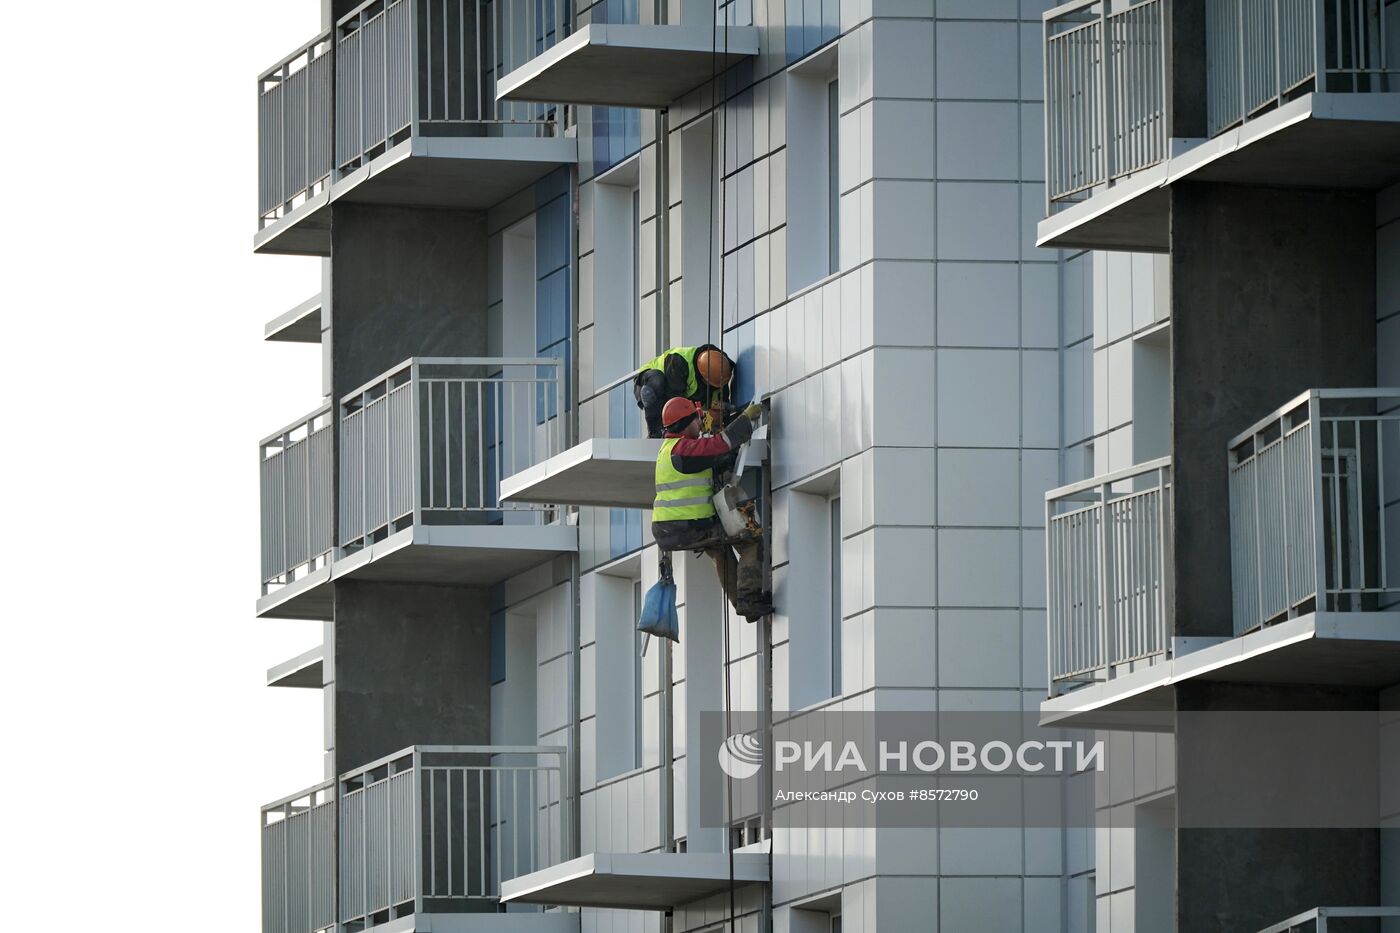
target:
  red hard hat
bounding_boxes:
[662,397,701,430]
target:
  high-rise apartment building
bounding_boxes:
[251,1,1399,930]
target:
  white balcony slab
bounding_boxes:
[255,135,577,256]
[1040,611,1400,731]
[1038,92,1400,252]
[497,25,760,109]
[265,294,323,343]
[256,522,577,619]
[267,644,324,688]
[499,852,770,910]
[500,438,663,510]
[357,912,579,933]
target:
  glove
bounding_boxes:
[742,401,763,421]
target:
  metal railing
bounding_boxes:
[1046,458,1174,692]
[1044,0,1168,206]
[338,745,570,927]
[258,0,568,229]
[262,780,337,933]
[1255,906,1400,933]
[1207,0,1396,136]
[1229,388,1400,633]
[261,405,335,597]
[338,357,565,551]
[261,745,570,933]
[258,34,335,226]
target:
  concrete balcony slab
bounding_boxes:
[1038,92,1400,252]
[497,25,760,109]
[499,851,770,910]
[1040,611,1400,731]
[266,644,324,688]
[256,523,577,620]
[255,135,577,257]
[264,294,323,343]
[500,438,662,510]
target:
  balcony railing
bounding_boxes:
[262,746,569,933]
[258,0,568,231]
[1044,0,1168,206]
[1046,458,1174,693]
[262,780,337,933]
[260,405,336,600]
[259,35,334,227]
[1044,0,1397,208]
[1207,0,1397,136]
[258,357,564,602]
[1255,905,1400,933]
[338,357,565,552]
[1229,388,1400,633]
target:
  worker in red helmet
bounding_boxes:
[652,396,771,621]
[634,344,735,438]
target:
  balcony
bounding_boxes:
[496,22,760,109]
[256,0,576,256]
[266,294,324,344]
[1042,389,1400,727]
[499,850,771,910]
[258,358,576,620]
[261,746,576,933]
[1039,0,1400,250]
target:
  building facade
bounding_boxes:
[253,0,1399,931]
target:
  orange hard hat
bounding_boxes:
[662,397,701,431]
[695,348,733,388]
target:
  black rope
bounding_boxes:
[704,1,738,930]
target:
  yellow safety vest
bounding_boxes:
[653,438,716,522]
[639,346,700,399]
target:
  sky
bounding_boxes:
[3,3,330,926]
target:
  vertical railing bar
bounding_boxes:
[513,768,521,880]
[1331,418,1345,606]
[494,769,503,893]
[442,0,450,119]
[1355,417,1367,593]
[478,767,487,898]
[429,769,437,897]
[477,380,485,509]
[1379,412,1390,591]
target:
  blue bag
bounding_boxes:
[638,580,680,642]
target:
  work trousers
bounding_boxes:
[653,518,769,620]
[633,370,672,439]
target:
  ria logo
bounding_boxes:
[717,732,763,779]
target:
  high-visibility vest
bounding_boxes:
[638,346,700,399]
[653,438,716,522]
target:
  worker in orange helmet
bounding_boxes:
[652,396,771,621]
[633,344,735,439]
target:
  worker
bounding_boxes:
[652,396,771,621]
[634,344,735,439]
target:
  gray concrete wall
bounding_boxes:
[1170,182,1377,638]
[333,580,493,772]
[330,203,488,400]
[1174,682,1380,933]
[1167,0,1206,138]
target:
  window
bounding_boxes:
[830,495,842,697]
[786,46,840,292]
[827,78,840,275]
[633,578,644,769]
[591,157,643,388]
[594,562,644,780]
[787,471,843,709]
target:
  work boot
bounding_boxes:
[734,598,773,622]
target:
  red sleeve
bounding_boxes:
[671,435,734,457]
[669,434,735,473]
